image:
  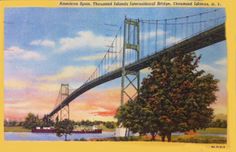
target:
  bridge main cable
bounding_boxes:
[48,9,225,117]
[48,22,225,118]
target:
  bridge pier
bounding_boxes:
[59,104,70,121]
[121,17,140,105]
[53,84,70,121]
[119,18,140,137]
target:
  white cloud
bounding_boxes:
[5,102,31,109]
[40,65,96,82]
[141,30,164,40]
[105,63,121,72]
[5,46,45,61]
[140,68,151,75]
[36,82,60,92]
[30,39,55,48]
[58,31,114,52]
[166,36,182,46]
[155,36,182,46]
[74,53,105,61]
[199,62,226,83]
[199,64,222,75]
[4,78,30,90]
[215,57,227,66]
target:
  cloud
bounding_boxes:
[80,87,121,107]
[199,64,224,78]
[4,83,60,121]
[69,104,116,121]
[66,87,121,120]
[4,96,55,121]
[74,53,105,62]
[40,65,96,82]
[71,103,116,117]
[91,109,117,117]
[5,102,31,109]
[105,63,121,72]
[5,46,45,61]
[166,36,182,46]
[36,82,60,92]
[58,31,114,52]
[4,78,30,90]
[30,39,55,48]
[199,57,227,84]
[141,30,164,40]
[140,68,151,75]
[215,57,227,66]
[155,36,182,46]
[4,67,61,92]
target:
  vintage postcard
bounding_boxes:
[0,0,236,152]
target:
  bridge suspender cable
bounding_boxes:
[48,9,226,118]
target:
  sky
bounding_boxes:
[4,8,227,121]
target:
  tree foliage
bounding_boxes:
[55,119,74,141]
[116,53,219,141]
[115,99,159,140]
[104,121,116,129]
[210,119,227,128]
[75,120,117,129]
[42,115,55,127]
[23,113,42,129]
[4,120,24,127]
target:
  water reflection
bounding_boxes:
[5,132,115,141]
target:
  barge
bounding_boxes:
[32,127,102,134]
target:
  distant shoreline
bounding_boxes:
[4,126,115,133]
[4,126,31,132]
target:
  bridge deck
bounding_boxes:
[48,23,225,117]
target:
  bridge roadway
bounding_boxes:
[48,23,225,117]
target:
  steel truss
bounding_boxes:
[58,84,70,121]
[121,18,140,105]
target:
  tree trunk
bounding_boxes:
[127,128,130,137]
[151,132,156,141]
[167,132,172,142]
[65,134,67,141]
[161,135,166,142]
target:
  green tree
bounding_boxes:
[104,121,116,129]
[116,101,138,133]
[42,115,54,127]
[140,53,218,141]
[23,113,42,129]
[55,119,74,141]
[116,52,218,141]
[116,99,159,140]
[210,119,227,128]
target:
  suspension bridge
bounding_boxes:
[47,9,226,121]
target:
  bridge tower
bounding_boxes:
[57,83,70,121]
[121,18,140,105]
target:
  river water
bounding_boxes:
[5,132,115,141]
[4,132,226,141]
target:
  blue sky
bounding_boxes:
[4,8,227,121]
[4,8,226,73]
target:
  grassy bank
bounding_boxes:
[90,135,226,143]
[197,128,227,134]
[171,135,226,143]
[97,125,115,132]
[88,127,227,143]
[4,126,31,132]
